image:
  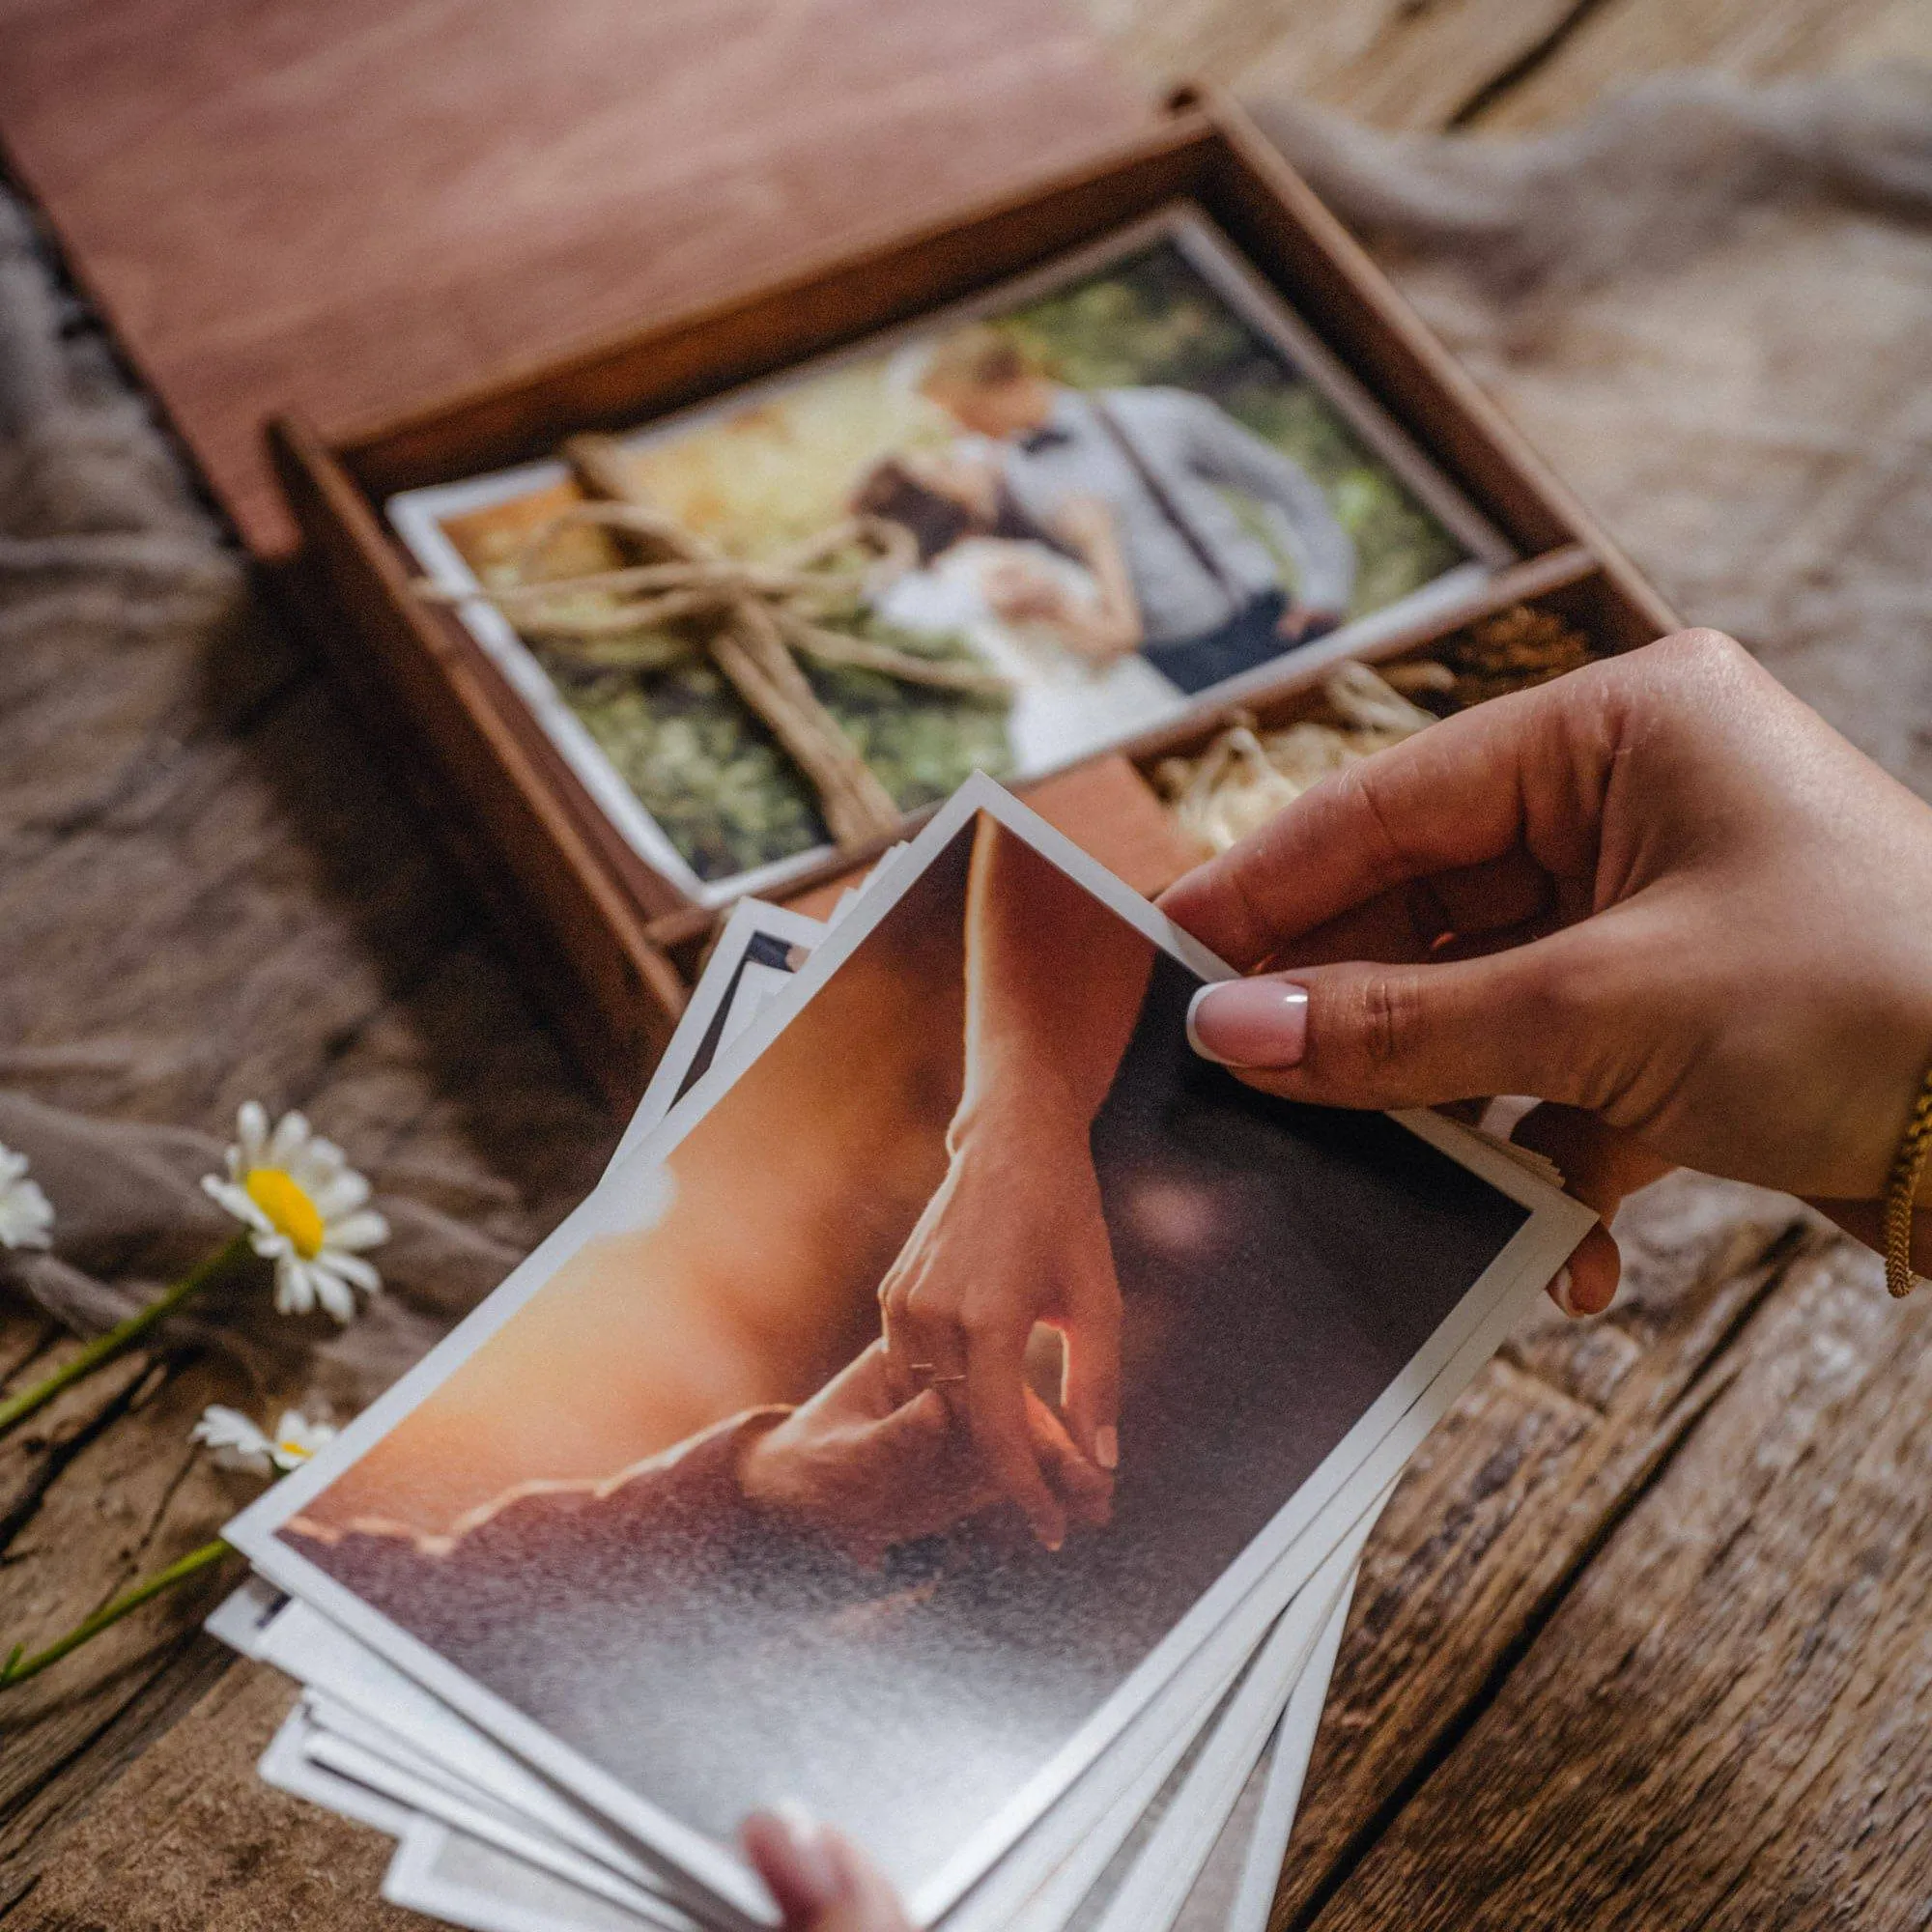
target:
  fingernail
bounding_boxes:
[1094,1425,1119,1471]
[1551,1266,1579,1319]
[1187,980,1310,1068]
[761,1802,841,1912]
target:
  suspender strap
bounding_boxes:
[1088,395,1245,610]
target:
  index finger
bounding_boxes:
[1158,671,1616,971]
[965,1323,1066,1550]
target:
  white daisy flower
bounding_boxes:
[201,1102,387,1323]
[192,1404,337,1475]
[0,1143,53,1252]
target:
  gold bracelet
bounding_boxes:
[1884,1055,1932,1297]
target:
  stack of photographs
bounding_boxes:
[208,774,1592,1932]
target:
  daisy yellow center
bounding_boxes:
[276,1438,311,1461]
[244,1168,326,1260]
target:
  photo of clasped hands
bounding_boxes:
[731,631,1932,1583]
[739,813,1150,1564]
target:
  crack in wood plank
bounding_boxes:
[0,1632,242,1916]
[0,1358,156,1557]
[0,1318,59,1398]
[112,1442,205,1588]
[1444,0,1620,125]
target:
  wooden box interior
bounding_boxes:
[268,90,1678,1110]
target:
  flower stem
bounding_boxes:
[0,1230,254,1437]
[0,1539,234,1689]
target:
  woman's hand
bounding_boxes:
[878,1091,1121,1551]
[876,817,1150,1550]
[1276,602,1345,645]
[983,554,1137,667]
[1028,495,1144,665]
[1162,631,1932,1312]
[743,1807,911,1932]
[737,1342,1109,1567]
[982,557,1070,624]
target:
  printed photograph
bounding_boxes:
[391,209,1510,901]
[264,803,1537,1904]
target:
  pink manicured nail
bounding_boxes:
[1186,980,1310,1068]
[1551,1266,1578,1318]
[1094,1425,1120,1471]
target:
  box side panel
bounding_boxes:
[270,416,687,1109]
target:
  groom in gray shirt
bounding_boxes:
[920,327,1356,696]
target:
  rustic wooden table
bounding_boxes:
[3,1,1931,1926]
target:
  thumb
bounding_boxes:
[868,1386,954,1456]
[743,1809,911,1932]
[1184,939,1596,1112]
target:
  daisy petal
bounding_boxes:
[320,1250,381,1294]
[266,1110,309,1170]
[312,1268,358,1325]
[0,1171,54,1251]
[272,1257,317,1317]
[327,1209,389,1253]
[204,1177,273,1236]
[300,1136,348,1177]
[310,1170,370,1217]
[191,1404,275,1476]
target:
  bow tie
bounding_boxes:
[1017,424,1073,454]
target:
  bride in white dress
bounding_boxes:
[855,450,1186,775]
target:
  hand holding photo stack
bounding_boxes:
[207,774,1591,1932]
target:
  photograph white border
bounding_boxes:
[971,1506,1375,1932]
[259,1705,414,1839]
[604,897,823,1177]
[298,1717,693,1928]
[1227,1568,1357,1932]
[387,205,1516,908]
[1084,1505,1379,1932]
[384,1821,658,1932]
[227,773,1592,1926]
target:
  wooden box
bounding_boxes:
[267,87,1678,1111]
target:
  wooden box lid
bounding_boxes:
[0,0,1148,554]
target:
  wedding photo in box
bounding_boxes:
[392,210,1512,904]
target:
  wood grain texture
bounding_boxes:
[1475,0,1932,131]
[1270,1195,1821,1926]
[1078,0,1932,131]
[0,0,1149,553]
[1092,0,1591,133]
[1293,1225,1932,1931]
[9,1661,418,1932]
[0,1330,244,1907]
